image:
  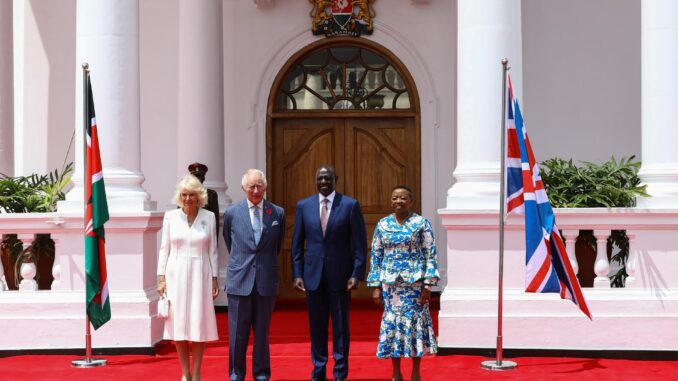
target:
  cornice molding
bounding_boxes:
[253,0,275,8]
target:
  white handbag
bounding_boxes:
[158,295,170,319]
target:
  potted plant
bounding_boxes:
[0,162,73,290]
[540,156,648,287]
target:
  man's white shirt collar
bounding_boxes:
[247,199,264,209]
[319,191,336,204]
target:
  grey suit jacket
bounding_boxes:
[223,199,285,296]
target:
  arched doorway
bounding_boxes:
[267,37,421,298]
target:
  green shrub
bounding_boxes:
[540,156,648,208]
[0,163,73,213]
[540,156,647,288]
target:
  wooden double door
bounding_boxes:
[268,117,420,298]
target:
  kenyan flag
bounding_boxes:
[85,75,111,330]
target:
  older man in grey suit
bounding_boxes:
[223,169,285,381]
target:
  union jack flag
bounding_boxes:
[505,75,592,319]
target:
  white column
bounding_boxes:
[60,0,153,213]
[15,2,76,178]
[637,0,678,208]
[176,0,230,306]
[176,0,230,208]
[438,0,522,349]
[446,0,523,209]
[0,0,13,176]
[303,74,323,109]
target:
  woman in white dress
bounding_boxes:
[157,175,220,381]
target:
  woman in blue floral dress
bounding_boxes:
[367,185,440,381]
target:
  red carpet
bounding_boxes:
[1,303,677,380]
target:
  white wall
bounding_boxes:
[522,0,641,164]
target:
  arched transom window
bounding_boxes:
[276,45,412,111]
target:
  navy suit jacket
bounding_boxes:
[223,199,285,297]
[291,193,367,291]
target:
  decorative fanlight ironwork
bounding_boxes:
[276,45,411,111]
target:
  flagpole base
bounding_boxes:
[480,360,517,370]
[71,358,107,368]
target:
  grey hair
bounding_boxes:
[241,169,268,188]
[174,175,208,208]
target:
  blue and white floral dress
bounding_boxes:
[367,213,440,359]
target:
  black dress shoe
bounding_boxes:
[310,377,327,381]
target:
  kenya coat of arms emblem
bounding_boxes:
[309,0,376,37]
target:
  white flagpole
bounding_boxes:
[481,58,517,371]
[72,63,106,368]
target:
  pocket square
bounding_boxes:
[271,220,279,226]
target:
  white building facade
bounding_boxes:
[1,0,677,352]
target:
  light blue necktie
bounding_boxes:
[252,205,262,245]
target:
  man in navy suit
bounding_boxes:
[223,169,285,381]
[291,165,367,381]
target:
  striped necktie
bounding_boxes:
[320,198,329,237]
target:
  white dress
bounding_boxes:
[157,208,219,342]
